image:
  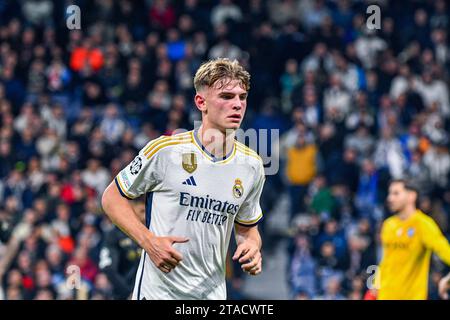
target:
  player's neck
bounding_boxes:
[197,124,235,159]
[397,206,417,220]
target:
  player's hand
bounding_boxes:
[232,240,262,276]
[438,273,450,300]
[146,235,189,274]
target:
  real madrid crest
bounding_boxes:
[182,152,197,173]
[233,178,244,198]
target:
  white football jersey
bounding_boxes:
[114,129,265,300]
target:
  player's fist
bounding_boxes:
[145,235,189,274]
[232,241,262,276]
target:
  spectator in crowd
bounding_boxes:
[308,175,338,220]
[412,69,450,118]
[315,276,346,300]
[355,159,381,221]
[288,232,317,299]
[70,38,104,74]
[323,73,351,121]
[99,104,127,145]
[344,125,375,161]
[423,141,450,198]
[284,132,320,221]
[280,59,301,113]
[211,0,243,28]
[332,148,360,194]
[373,126,407,179]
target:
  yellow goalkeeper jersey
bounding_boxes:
[378,209,450,300]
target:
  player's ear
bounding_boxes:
[411,191,419,206]
[194,92,207,112]
[407,190,417,204]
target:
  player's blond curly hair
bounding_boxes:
[194,58,250,92]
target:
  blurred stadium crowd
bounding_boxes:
[0,0,450,300]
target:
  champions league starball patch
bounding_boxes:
[130,156,142,175]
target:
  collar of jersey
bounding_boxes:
[191,128,236,164]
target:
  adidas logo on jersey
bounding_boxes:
[182,176,197,186]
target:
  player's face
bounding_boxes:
[198,79,247,132]
[387,182,411,213]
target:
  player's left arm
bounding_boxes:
[420,217,450,265]
[233,160,265,276]
[233,224,262,275]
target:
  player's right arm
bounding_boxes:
[233,158,265,275]
[102,181,188,273]
[101,138,189,273]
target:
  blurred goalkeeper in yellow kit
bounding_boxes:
[376,179,450,300]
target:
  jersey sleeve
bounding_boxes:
[115,138,166,199]
[420,216,450,265]
[235,161,265,227]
